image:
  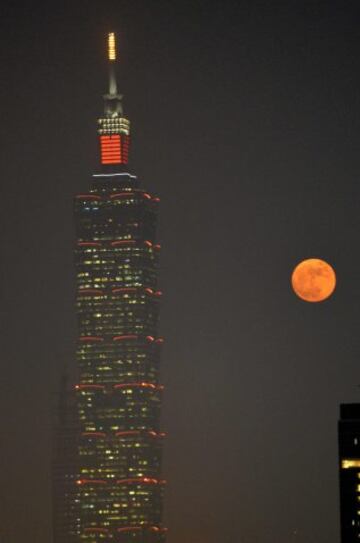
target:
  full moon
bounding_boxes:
[291,258,336,302]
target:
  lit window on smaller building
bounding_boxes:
[342,459,360,469]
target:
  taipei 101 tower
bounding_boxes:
[53,33,167,543]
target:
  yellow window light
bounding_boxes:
[342,459,360,469]
[108,32,116,61]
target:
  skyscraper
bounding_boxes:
[338,403,360,542]
[53,33,167,543]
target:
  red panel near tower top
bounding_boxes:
[100,135,130,165]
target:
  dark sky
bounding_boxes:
[1,1,360,542]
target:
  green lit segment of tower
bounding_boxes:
[73,33,167,542]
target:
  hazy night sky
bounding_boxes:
[1,1,360,542]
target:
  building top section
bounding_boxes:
[340,403,360,421]
[98,33,130,167]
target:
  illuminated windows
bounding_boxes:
[342,459,360,469]
[71,146,165,539]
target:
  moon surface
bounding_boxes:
[291,258,336,302]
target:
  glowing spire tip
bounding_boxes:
[108,32,116,61]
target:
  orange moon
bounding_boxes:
[291,258,336,302]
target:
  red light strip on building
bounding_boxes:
[113,382,163,391]
[110,192,135,199]
[110,191,154,201]
[111,240,136,247]
[76,479,107,485]
[113,335,138,341]
[155,337,164,344]
[78,289,104,295]
[79,336,104,342]
[112,287,137,294]
[115,430,166,438]
[148,431,167,438]
[84,527,109,533]
[77,241,102,247]
[75,384,105,390]
[76,194,102,201]
[109,240,160,250]
[81,432,106,438]
[143,289,162,299]
[144,288,154,295]
[116,477,162,485]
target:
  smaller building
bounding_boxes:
[338,403,360,542]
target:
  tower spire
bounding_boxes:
[103,32,123,117]
[108,32,116,61]
[98,32,130,165]
[107,32,118,95]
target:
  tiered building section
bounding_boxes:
[74,173,166,542]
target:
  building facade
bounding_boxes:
[338,403,360,542]
[53,33,167,543]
